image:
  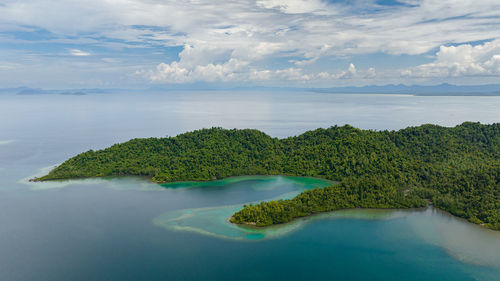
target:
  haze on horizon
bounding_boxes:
[1,0,500,89]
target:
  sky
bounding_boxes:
[0,0,500,89]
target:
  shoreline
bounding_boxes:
[31,173,334,185]
[231,205,500,233]
[31,172,499,232]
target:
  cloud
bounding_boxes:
[145,58,250,83]
[2,1,500,58]
[402,40,500,78]
[256,0,330,14]
[70,49,90,56]
[0,140,14,145]
[337,63,357,79]
[1,0,500,86]
[275,67,312,81]
[144,60,374,83]
[315,64,377,81]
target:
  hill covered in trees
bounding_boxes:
[35,123,500,230]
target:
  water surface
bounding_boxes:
[1,91,499,281]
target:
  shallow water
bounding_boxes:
[1,91,500,281]
[154,176,334,241]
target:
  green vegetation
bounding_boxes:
[35,122,500,230]
[230,175,428,226]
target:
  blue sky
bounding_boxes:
[0,0,500,88]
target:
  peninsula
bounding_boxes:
[34,123,500,230]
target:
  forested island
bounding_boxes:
[34,123,500,230]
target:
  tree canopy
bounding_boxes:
[35,122,500,230]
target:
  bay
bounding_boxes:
[1,90,499,281]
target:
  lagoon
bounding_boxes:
[1,90,500,280]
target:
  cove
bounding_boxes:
[2,92,500,280]
[152,176,500,269]
[154,176,334,241]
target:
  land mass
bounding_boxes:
[310,83,500,96]
[4,83,500,96]
[34,123,500,230]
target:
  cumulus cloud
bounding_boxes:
[146,58,250,83]
[314,64,378,81]
[337,63,357,79]
[275,67,312,81]
[143,60,374,83]
[142,59,276,83]
[402,40,500,78]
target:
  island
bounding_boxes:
[34,122,499,230]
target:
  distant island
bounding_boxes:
[3,83,500,96]
[310,83,500,96]
[34,123,500,230]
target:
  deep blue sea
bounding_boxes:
[1,91,499,281]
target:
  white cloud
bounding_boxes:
[146,58,250,83]
[2,0,500,58]
[256,0,330,14]
[1,0,500,85]
[402,40,500,78]
[337,63,357,79]
[275,67,312,81]
[144,60,374,83]
[366,67,376,78]
[70,49,90,56]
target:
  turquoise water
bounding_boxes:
[10,173,500,280]
[1,91,500,280]
[154,176,334,241]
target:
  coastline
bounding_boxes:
[32,172,333,185]
[31,171,499,231]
